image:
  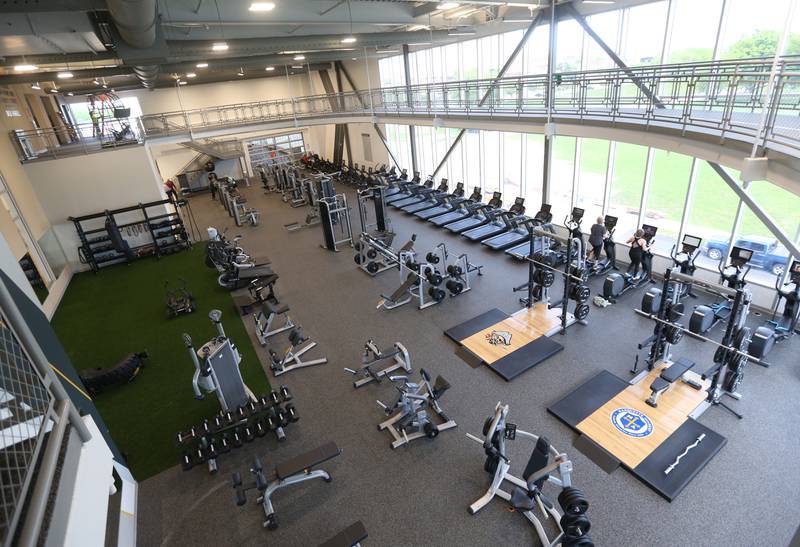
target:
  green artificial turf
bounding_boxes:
[51,246,270,480]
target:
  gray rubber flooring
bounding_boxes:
[137,182,800,547]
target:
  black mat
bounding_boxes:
[548,370,726,502]
[487,336,564,381]
[444,308,509,342]
[634,419,726,501]
[547,370,628,427]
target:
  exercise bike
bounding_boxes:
[586,215,617,277]
[688,246,752,335]
[749,259,800,358]
[603,224,658,303]
[640,234,701,314]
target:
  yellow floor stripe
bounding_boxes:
[49,364,93,401]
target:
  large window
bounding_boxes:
[550,137,576,226]
[524,134,545,211]
[574,139,609,223]
[718,0,796,59]
[643,150,692,255]
[502,132,522,200]
[664,0,723,63]
[482,131,501,195]
[622,1,669,66]
[607,142,647,241]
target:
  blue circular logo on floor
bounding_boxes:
[611,408,654,438]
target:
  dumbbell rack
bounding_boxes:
[176,387,298,474]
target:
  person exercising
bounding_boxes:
[587,216,607,262]
[626,228,650,278]
[208,172,218,200]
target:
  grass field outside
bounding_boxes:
[51,246,270,480]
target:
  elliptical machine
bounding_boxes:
[586,215,617,277]
[602,224,658,303]
[689,246,752,335]
[749,259,800,358]
[640,234,701,314]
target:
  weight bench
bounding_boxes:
[646,357,695,408]
[345,340,412,388]
[233,441,341,530]
[319,521,368,547]
[254,301,294,345]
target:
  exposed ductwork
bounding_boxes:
[107,0,159,88]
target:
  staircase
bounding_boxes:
[179,137,243,160]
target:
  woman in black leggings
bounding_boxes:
[626,228,649,277]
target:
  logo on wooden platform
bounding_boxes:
[485,330,512,346]
[611,408,653,438]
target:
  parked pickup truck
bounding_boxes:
[704,235,790,276]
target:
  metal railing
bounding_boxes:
[11,118,145,161]
[11,56,800,161]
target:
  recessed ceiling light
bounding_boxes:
[14,64,38,72]
[31,83,41,90]
[437,2,459,9]
[178,81,187,85]
[196,62,208,68]
[67,92,74,96]
[57,72,74,79]
[293,54,305,61]
[186,72,197,78]
[102,84,108,88]
[291,65,303,69]
[92,79,100,85]
[237,71,245,76]
[352,57,357,60]
[265,66,275,71]
[249,2,275,11]
[341,36,357,44]
[408,25,428,31]
[48,88,59,93]
[212,42,229,51]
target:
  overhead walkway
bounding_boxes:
[10,58,800,172]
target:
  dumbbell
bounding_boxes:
[284,404,299,422]
[258,394,271,409]
[207,442,219,460]
[236,405,247,421]
[279,385,292,402]
[269,390,281,406]
[224,411,235,425]
[176,427,196,446]
[254,419,267,437]
[212,415,224,431]
[195,446,207,464]
[446,279,464,295]
[219,434,231,453]
[181,451,194,471]
[243,425,255,443]
[425,252,440,264]
[266,413,280,431]
[201,419,211,435]
[232,427,244,448]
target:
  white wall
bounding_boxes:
[0,231,39,305]
[23,146,165,264]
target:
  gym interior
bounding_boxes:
[1,1,799,546]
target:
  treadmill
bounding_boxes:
[384,170,417,199]
[506,206,581,260]
[462,197,526,242]
[390,177,444,209]
[386,174,431,205]
[401,179,453,214]
[428,188,486,226]
[445,192,504,233]
[483,203,552,251]
[416,183,468,220]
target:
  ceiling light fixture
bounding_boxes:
[186,72,197,78]
[408,24,428,31]
[57,71,74,79]
[212,42,229,51]
[265,66,275,71]
[14,64,38,72]
[237,67,245,76]
[102,84,108,88]
[342,36,357,43]
[436,2,460,9]
[178,81,187,85]
[48,88,59,93]
[67,92,74,96]
[31,83,41,90]
[196,62,209,68]
[92,79,100,85]
[291,65,303,69]
[249,2,275,11]
[293,54,305,61]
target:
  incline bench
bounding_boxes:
[646,357,695,408]
[318,521,368,547]
[233,441,341,530]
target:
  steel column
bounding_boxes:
[403,44,418,173]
